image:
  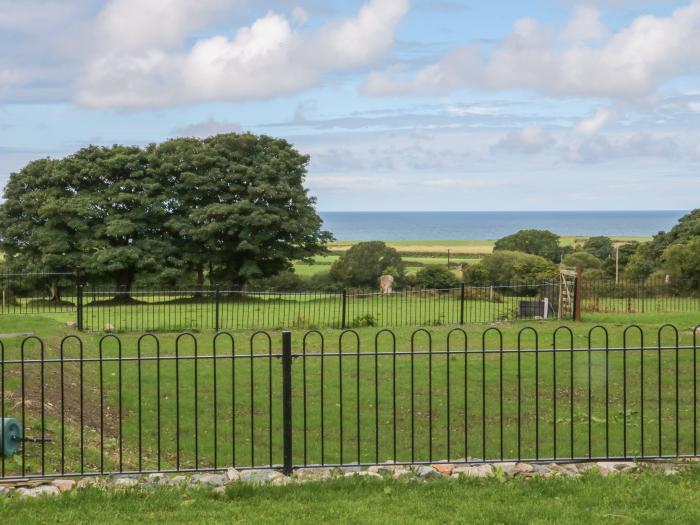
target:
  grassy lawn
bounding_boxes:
[1,312,699,479]
[3,469,700,524]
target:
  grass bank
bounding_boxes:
[3,468,700,524]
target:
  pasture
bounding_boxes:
[1,313,699,480]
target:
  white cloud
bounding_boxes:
[77,0,409,108]
[561,6,607,41]
[574,107,617,135]
[492,125,556,154]
[362,1,700,100]
[170,117,241,138]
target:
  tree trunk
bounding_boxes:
[114,270,134,302]
[194,264,205,298]
[47,281,61,302]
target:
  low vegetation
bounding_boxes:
[4,468,700,524]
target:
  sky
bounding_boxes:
[1,0,699,211]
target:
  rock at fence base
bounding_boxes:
[532,464,551,476]
[547,463,580,477]
[213,486,227,495]
[113,477,139,488]
[191,474,226,487]
[226,468,241,482]
[497,462,518,477]
[452,464,493,478]
[239,469,286,485]
[595,461,636,476]
[104,323,115,331]
[368,465,410,478]
[343,471,383,479]
[412,465,442,479]
[0,486,11,497]
[51,479,76,492]
[66,321,78,329]
[294,468,334,481]
[159,475,187,486]
[18,485,60,498]
[76,477,101,489]
[432,464,454,475]
[271,475,291,486]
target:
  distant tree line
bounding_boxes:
[255,209,700,292]
[0,133,332,297]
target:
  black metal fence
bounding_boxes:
[581,277,700,314]
[1,324,698,480]
[0,273,573,331]
[2,272,700,332]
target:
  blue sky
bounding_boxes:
[1,0,699,211]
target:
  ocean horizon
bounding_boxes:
[318,210,688,241]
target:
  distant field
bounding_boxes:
[293,236,651,276]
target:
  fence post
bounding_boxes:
[281,331,293,476]
[214,285,220,332]
[460,283,465,325]
[573,265,582,322]
[76,284,83,331]
[341,289,347,329]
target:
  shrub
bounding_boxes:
[583,236,614,260]
[562,251,602,271]
[246,271,305,291]
[413,265,460,289]
[463,251,558,285]
[493,229,562,263]
[330,241,405,288]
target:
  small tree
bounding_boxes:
[413,265,460,289]
[463,251,558,285]
[330,241,404,288]
[583,236,614,260]
[563,251,602,272]
[661,238,700,290]
[493,229,562,263]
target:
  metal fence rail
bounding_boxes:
[80,282,571,331]
[1,324,698,480]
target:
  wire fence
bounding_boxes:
[1,324,698,479]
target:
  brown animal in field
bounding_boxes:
[379,274,394,294]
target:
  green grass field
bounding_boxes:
[3,469,700,524]
[291,237,652,277]
[1,313,699,480]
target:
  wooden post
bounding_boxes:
[574,265,583,322]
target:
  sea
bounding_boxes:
[318,211,688,241]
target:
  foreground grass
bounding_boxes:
[3,468,700,524]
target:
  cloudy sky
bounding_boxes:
[1,0,699,211]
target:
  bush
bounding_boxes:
[330,241,405,288]
[493,230,562,263]
[562,251,602,271]
[413,265,460,289]
[583,236,614,260]
[246,271,305,291]
[463,251,558,285]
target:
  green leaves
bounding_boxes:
[0,133,332,290]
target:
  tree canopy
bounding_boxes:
[0,133,332,291]
[330,241,404,288]
[463,251,558,285]
[493,229,562,263]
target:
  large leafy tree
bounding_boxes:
[0,133,331,292]
[0,158,88,300]
[172,133,333,288]
[493,229,562,263]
